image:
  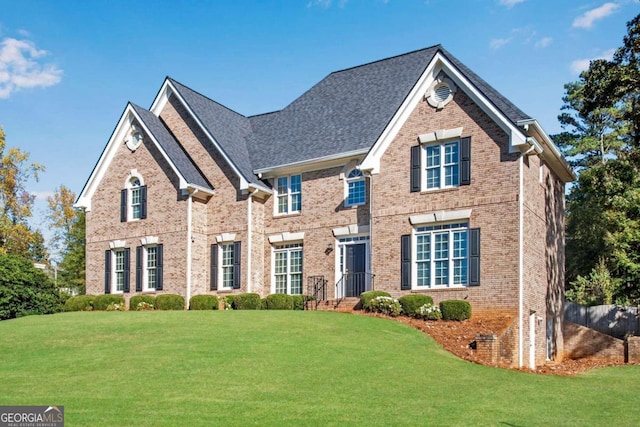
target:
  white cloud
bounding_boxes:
[570,48,616,74]
[498,0,526,7]
[535,37,553,48]
[31,191,55,201]
[573,2,619,29]
[0,37,63,99]
[490,37,511,50]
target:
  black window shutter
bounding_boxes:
[400,234,411,290]
[210,244,218,291]
[461,137,471,186]
[136,246,143,292]
[233,242,242,289]
[123,248,131,293]
[156,244,163,290]
[469,228,480,286]
[410,145,421,192]
[120,189,127,222]
[140,185,148,219]
[104,250,111,294]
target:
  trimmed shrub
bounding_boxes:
[418,303,442,321]
[368,296,401,317]
[360,291,392,311]
[291,295,314,310]
[398,294,434,318]
[155,294,185,310]
[190,295,219,310]
[106,302,126,311]
[129,295,156,311]
[439,300,472,321]
[64,295,96,312]
[265,293,293,310]
[93,295,125,311]
[232,293,261,310]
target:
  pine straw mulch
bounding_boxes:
[355,311,628,376]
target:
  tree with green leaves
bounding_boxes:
[0,125,47,261]
[558,14,640,304]
[46,186,85,294]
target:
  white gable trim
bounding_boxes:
[150,79,270,194]
[360,51,528,174]
[74,103,212,211]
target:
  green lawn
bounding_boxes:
[0,311,638,426]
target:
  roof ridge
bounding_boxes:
[167,77,249,119]
[328,44,442,76]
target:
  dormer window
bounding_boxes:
[121,172,147,222]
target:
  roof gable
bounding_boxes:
[75,103,212,210]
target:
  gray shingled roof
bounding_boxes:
[167,45,532,176]
[167,79,262,187]
[131,103,213,191]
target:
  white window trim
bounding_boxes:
[421,140,461,192]
[274,174,301,216]
[124,170,145,222]
[411,222,470,289]
[271,243,304,295]
[344,169,366,207]
[218,243,235,290]
[112,249,125,294]
[142,245,158,292]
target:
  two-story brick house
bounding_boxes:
[76,45,574,368]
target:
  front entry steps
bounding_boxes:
[305,297,360,312]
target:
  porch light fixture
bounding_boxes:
[325,243,333,254]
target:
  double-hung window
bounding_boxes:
[410,136,470,193]
[121,175,147,222]
[415,223,468,287]
[221,243,235,289]
[425,141,459,190]
[274,244,303,294]
[114,250,126,292]
[275,175,301,215]
[135,244,163,292]
[345,169,366,206]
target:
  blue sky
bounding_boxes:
[1,0,638,247]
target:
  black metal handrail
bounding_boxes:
[336,272,375,299]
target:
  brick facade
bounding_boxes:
[80,51,571,368]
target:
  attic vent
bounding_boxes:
[433,83,451,103]
[426,76,457,110]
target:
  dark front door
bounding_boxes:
[345,243,366,297]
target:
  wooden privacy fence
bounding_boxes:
[564,301,640,339]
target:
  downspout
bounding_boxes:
[518,143,537,368]
[247,187,258,293]
[186,189,197,309]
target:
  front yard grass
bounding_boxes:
[0,311,638,426]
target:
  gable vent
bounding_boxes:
[433,83,451,103]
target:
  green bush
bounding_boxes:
[264,293,293,310]
[129,295,156,311]
[64,295,96,312]
[367,296,402,317]
[155,294,185,310]
[232,293,261,310]
[190,295,219,310]
[439,300,472,321]
[398,294,434,318]
[360,291,392,311]
[417,303,442,321]
[0,253,63,320]
[221,295,235,310]
[291,295,314,310]
[93,295,125,311]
